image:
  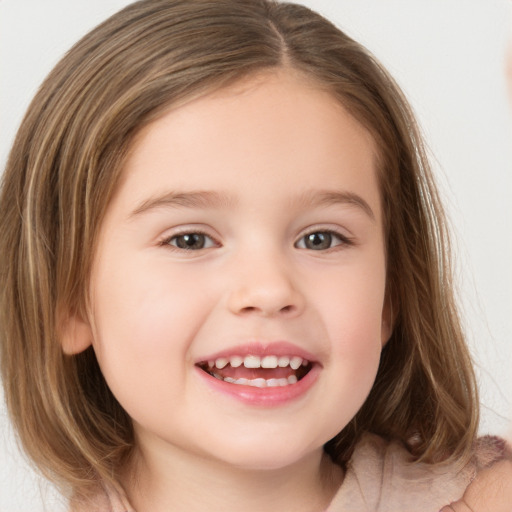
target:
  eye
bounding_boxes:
[164,232,217,250]
[295,230,351,251]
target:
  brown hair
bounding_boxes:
[0,0,478,498]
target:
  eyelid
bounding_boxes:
[158,226,221,250]
[294,226,354,250]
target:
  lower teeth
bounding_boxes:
[212,374,298,387]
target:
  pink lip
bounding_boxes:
[196,341,320,364]
[194,363,320,407]
[194,341,321,407]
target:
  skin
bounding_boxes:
[440,458,512,512]
[64,69,391,511]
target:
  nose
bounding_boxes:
[226,253,305,318]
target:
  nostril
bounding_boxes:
[228,282,304,317]
[238,304,296,316]
[240,306,258,314]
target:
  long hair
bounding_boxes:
[0,0,478,498]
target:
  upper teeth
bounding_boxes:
[211,355,307,370]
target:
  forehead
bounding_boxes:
[113,70,381,221]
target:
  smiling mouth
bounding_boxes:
[196,355,313,388]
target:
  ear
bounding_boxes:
[57,308,94,355]
[381,294,396,347]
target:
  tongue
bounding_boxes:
[214,366,296,380]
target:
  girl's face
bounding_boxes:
[74,70,390,471]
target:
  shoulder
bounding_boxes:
[445,437,512,512]
[327,433,506,512]
[69,482,135,512]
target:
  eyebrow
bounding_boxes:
[130,189,376,222]
[294,190,376,222]
[130,190,233,217]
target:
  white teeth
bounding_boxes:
[290,357,303,370]
[234,377,294,387]
[230,356,243,368]
[215,357,229,369]
[208,354,311,371]
[261,355,278,368]
[244,355,261,368]
[278,356,290,367]
[214,375,300,387]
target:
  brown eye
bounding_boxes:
[295,231,350,251]
[169,233,214,250]
[304,232,332,250]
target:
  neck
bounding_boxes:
[122,440,343,512]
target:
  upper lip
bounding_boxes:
[195,341,320,365]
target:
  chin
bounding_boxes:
[204,437,326,472]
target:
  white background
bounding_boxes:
[1,1,511,510]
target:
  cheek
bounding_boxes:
[320,257,386,333]
[92,255,208,347]
[315,259,386,380]
[88,259,212,409]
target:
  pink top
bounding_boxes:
[72,434,505,512]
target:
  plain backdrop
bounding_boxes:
[1,1,511,510]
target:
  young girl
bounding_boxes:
[0,1,509,510]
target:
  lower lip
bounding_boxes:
[195,364,320,407]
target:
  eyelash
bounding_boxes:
[159,228,353,252]
[160,230,219,251]
[295,229,353,251]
